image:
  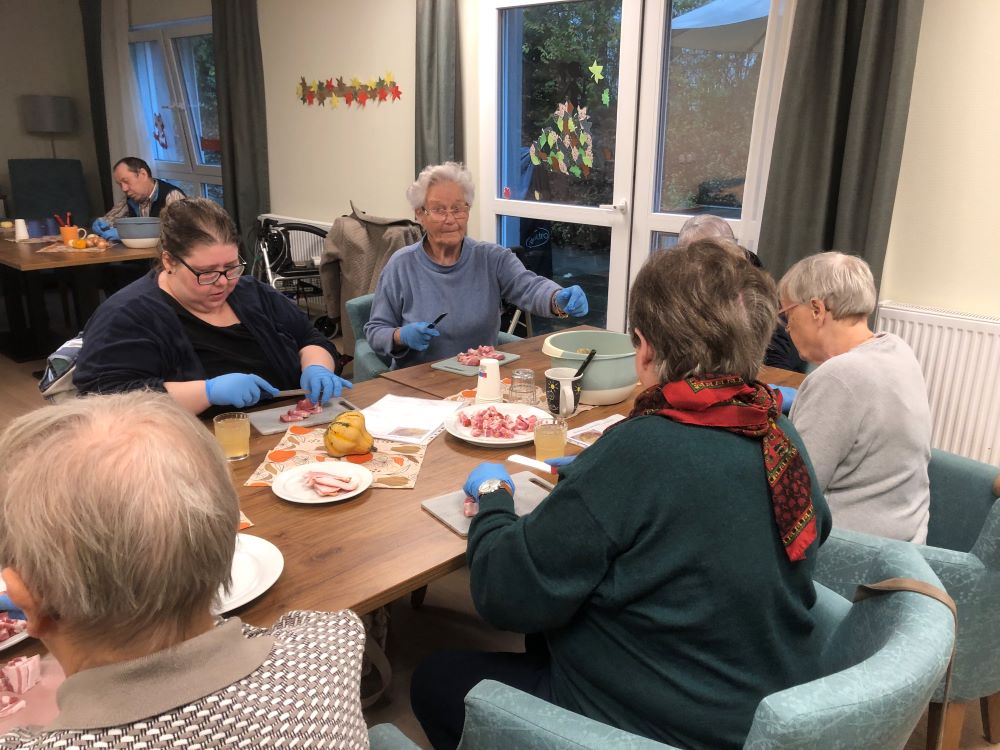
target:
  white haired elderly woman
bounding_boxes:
[0,392,368,747]
[364,161,589,368]
[778,251,932,542]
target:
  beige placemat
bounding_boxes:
[37,242,108,254]
[245,424,424,489]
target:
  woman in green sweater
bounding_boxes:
[411,240,832,750]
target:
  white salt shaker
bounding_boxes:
[475,357,503,403]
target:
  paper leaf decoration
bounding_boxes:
[529,100,596,179]
[602,88,610,107]
[589,60,604,83]
[296,73,403,110]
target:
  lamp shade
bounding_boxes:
[18,95,76,135]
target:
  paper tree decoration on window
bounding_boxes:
[529,101,594,178]
[296,72,402,109]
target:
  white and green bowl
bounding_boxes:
[542,330,638,405]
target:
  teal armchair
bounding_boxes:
[814,448,1000,750]
[456,544,954,750]
[346,293,391,383]
[369,723,421,749]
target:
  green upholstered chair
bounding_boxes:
[368,723,421,749]
[814,448,1000,750]
[454,543,955,750]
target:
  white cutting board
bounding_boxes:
[248,397,359,436]
[421,471,554,538]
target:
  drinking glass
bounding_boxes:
[533,418,567,462]
[508,368,536,405]
[213,412,250,461]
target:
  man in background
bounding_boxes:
[92,157,185,241]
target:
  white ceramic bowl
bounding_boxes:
[120,237,160,249]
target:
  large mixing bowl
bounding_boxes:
[115,217,160,249]
[542,330,638,405]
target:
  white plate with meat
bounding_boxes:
[444,403,551,447]
[214,534,285,614]
[0,581,29,653]
[271,461,374,505]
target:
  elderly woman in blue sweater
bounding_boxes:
[364,162,589,368]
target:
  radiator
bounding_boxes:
[875,301,1000,466]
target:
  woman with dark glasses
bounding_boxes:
[75,198,349,413]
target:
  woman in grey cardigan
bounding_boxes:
[0,392,368,748]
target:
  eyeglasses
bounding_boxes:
[777,302,801,327]
[422,204,470,220]
[169,252,246,285]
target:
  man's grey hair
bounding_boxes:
[629,239,778,383]
[0,392,239,644]
[677,214,736,247]
[406,162,476,211]
[778,251,877,320]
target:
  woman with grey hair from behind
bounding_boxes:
[0,392,368,747]
[777,251,932,543]
[365,161,591,369]
[411,239,831,750]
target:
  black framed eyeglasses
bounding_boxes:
[169,252,246,285]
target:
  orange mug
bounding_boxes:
[59,225,86,244]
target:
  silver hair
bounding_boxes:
[778,251,877,320]
[677,214,736,247]
[0,392,239,644]
[406,162,476,211]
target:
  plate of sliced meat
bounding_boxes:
[271,461,374,505]
[0,582,29,653]
[444,403,551,447]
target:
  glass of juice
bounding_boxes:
[213,412,250,461]
[534,418,567,462]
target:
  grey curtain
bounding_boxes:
[415,0,464,173]
[212,0,270,239]
[79,0,113,209]
[757,0,924,288]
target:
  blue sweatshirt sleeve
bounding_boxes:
[493,246,562,316]
[365,261,407,359]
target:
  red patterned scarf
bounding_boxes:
[627,375,816,561]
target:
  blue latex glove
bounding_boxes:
[464,463,514,499]
[300,364,352,405]
[399,322,440,351]
[92,217,120,241]
[205,373,279,408]
[769,385,798,415]
[0,594,25,621]
[544,456,576,467]
[555,285,589,317]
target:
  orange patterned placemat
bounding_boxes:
[245,424,424,489]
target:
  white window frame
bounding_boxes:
[478,0,797,331]
[128,19,223,198]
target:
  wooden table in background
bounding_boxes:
[0,238,160,360]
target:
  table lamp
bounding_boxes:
[18,95,77,159]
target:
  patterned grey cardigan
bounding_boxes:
[0,611,369,749]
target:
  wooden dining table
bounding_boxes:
[0,237,160,360]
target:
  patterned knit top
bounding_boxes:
[0,610,369,749]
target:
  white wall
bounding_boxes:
[881,0,1000,317]
[258,0,417,223]
[0,0,103,219]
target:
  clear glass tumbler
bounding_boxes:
[509,367,537,405]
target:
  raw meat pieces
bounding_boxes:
[459,406,537,439]
[279,398,324,423]
[0,614,25,644]
[456,346,506,367]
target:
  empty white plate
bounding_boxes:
[214,534,284,614]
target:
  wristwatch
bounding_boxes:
[477,478,513,498]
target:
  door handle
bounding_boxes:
[598,201,628,213]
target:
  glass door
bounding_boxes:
[479,0,643,333]
[481,0,794,332]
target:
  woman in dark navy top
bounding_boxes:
[75,198,350,413]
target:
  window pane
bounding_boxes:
[202,183,225,205]
[173,35,222,167]
[497,215,609,331]
[651,232,679,252]
[163,177,197,197]
[656,0,770,214]
[498,1,621,208]
[129,40,187,164]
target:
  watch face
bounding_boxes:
[478,479,507,496]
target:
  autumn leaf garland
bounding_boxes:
[296,72,402,109]
[529,101,595,178]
